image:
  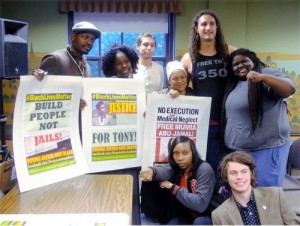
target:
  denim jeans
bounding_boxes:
[167,216,212,225]
[205,125,226,183]
[249,142,290,187]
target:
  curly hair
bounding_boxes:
[168,136,200,172]
[101,44,139,77]
[219,150,257,190]
[189,9,229,64]
[221,48,268,133]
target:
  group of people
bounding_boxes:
[31,9,299,225]
[33,22,164,93]
[140,136,300,225]
[32,21,164,226]
[141,9,297,225]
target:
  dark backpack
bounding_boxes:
[203,187,227,216]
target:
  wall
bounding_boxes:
[2,0,299,59]
[1,0,67,74]
[175,0,208,52]
[177,0,300,54]
[1,0,300,136]
[0,0,68,152]
[176,0,300,134]
[0,0,300,54]
[1,0,67,53]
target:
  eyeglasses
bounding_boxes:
[228,169,249,177]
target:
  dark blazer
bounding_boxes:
[212,187,300,225]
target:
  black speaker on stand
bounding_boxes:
[0,18,28,162]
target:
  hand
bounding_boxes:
[139,168,154,182]
[168,89,180,98]
[160,180,173,189]
[79,99,87,110]
[247,70,264,82]
[32,69,47,81]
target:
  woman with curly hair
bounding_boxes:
[101,43,141,224]
[180,9,236,179]
[221,48,295,186]
[102,43,139,78]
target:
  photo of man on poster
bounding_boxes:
[92,100,115,126]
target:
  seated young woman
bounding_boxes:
[140,135,215,225]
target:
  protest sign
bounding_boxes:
[13,76,88,192]
[142,94,211,168]
[0,213,129,226]
[81,78,146,173]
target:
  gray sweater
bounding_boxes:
[225,67,290,150]
[153,161,215,213]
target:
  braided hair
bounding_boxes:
[221,48,269,133]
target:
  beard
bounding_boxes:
[73,43,91,55]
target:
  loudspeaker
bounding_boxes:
[0,18,28,78]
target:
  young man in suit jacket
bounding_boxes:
[212,150,300,225]
[92,101,114,126]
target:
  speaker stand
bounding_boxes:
[0,77,12,163]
